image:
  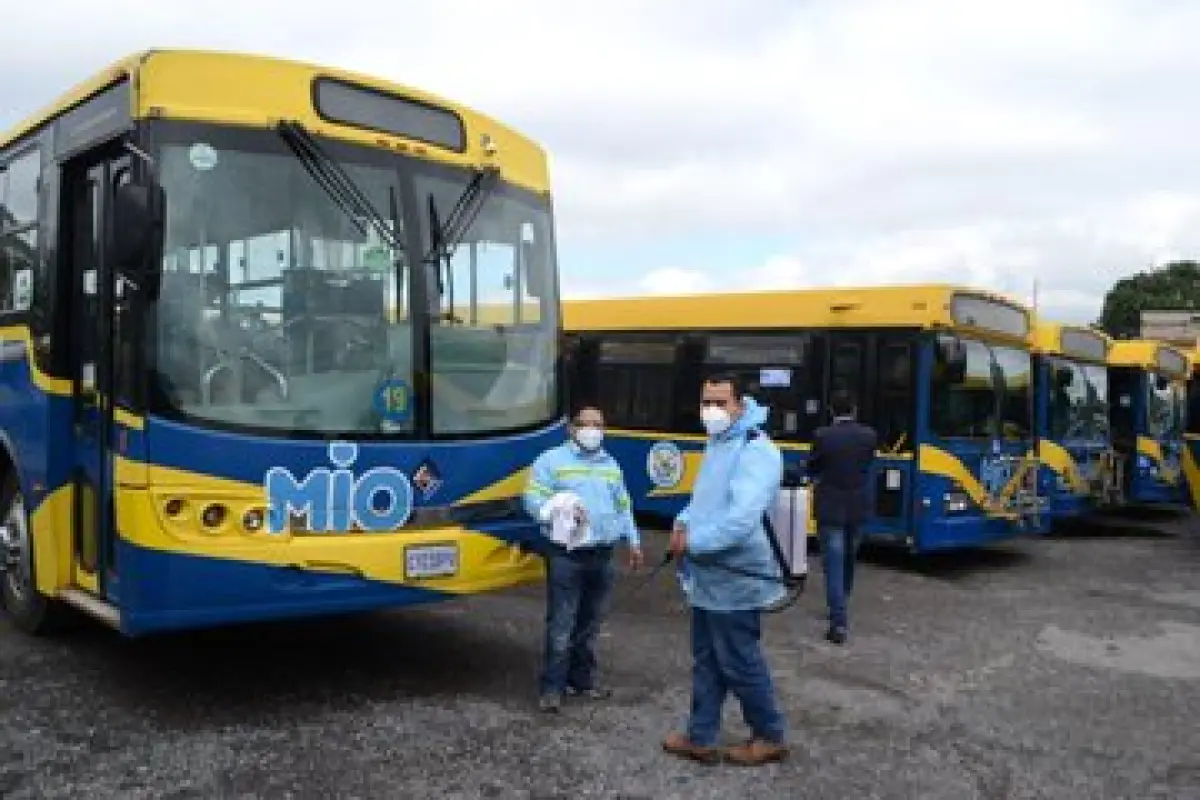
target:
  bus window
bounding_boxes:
[1049,359,1108,441]
[0,148,40,316]
[993,344,1032,440]
[596,337,678,430]
[877,339,914,451]
[1147,372,1182,441]
[704,333,809,440]
[828,339,865,406]
[930,334,995,439]
[1084,363,1109,439]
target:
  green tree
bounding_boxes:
[1097,260,1200,338]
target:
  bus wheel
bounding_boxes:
[0,474,63,635]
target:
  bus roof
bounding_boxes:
[1032,320,1112,362]
[1108,339,1190,378]
[563,284,1033,344]
[0,48,550,193]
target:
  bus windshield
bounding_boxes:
[929,333,1031,441]
[1147,373,1185,441]
[149,123,558,437]
[1048,358,1109,441]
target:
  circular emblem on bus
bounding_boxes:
[979,455,1013,497]
[373,379,412,423]
[188,142,219,171]
[646,441,684,489]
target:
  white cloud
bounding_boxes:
[2,0,1198,325]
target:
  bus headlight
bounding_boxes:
[201,504,228,529]
[943,491,971,513]
[242,509,266,532]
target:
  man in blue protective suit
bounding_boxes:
[523,404,644,713]
[661,372,789,767]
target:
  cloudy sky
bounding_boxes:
[4,0,1199,324]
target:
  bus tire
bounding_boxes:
[0,473,65,635]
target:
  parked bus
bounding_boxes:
[1031,321,1122,517]
[1107,340,1189,507]
[563,284,1046,553]
[0,49,564,637]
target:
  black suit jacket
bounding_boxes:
[807,419,879,527]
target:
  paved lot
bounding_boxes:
[2,511,1199,799]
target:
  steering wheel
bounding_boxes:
[281,315,381,370]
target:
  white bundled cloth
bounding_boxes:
[538,491,592,550]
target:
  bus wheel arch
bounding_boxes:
[0,454,65,635]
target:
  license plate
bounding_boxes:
[404,544,459,579]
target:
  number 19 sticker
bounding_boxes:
[374,379,412,423]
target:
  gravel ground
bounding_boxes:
[2,510,1199,799]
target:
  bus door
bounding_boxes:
[63,150,132,602]
[826,332,870,416]
[820,331,888,532]
[1108,366,1139,499]
[872,335,916,528]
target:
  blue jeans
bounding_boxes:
[539,545,616,696]
[687,607,787,747]
[819,524,862,632]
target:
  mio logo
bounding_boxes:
[264,441,414,534]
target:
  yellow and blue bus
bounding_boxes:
[0,49,564,637]
[563,284,1046,553]
[1031,321,1122,517]
[1107,339,1190,507]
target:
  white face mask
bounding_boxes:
[700,406,732,436]
[574,426,604,451]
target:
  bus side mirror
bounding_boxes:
[1056,369,1073,389]
[112,180,165,295]
[1155,375,1170,391]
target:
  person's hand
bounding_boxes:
[627,546,645,571]
[668,524,687,557]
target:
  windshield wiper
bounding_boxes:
[276,120,404,252]
[421,167,500,309]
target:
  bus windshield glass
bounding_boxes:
[1147,373,1185,441]
[417,172,558,436]
[1047,358,1109,441]
[929,333,1032,441]
[149,124,558,437]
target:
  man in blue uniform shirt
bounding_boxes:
[523,404,644,713]
[661,373,789,766]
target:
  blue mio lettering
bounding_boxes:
[264,441,414,534]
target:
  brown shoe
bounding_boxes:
[724,738,788,766]
[661,731,721,764]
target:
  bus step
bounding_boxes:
[58,588,120,629]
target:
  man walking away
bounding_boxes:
[523,405,644,713]
[660,372,790,767]
[806,388,878,645]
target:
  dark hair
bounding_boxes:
[570,403,603,423]
[830,388,856,417]
[703,371,745,397]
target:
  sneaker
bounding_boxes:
[725,738,789,766]
[825,626,847,645]
[538,694,562,713]
[661,731,721,765]
[565,686,612,700]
